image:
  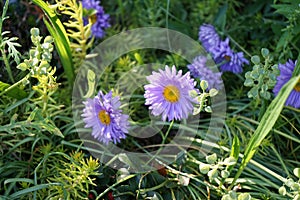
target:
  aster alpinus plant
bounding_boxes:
[198,24,249,74]
[82,90,129,144]
[144,65,197,121]
[273,59,300,108]
[187,55,223,90]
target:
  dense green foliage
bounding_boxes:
[0,0,299,199]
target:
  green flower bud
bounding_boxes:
[221,170,230,178]
[286,178,294,187]
[261,48,269,58]
[205,106,212,113]
[41,42,52,50]
[209,88,218,97]
[251,55,260,65]
[228,191,237,199]
[200,80,209,91]
[291,183,300,191]
[206,153,217,164]
[32,58,39,67]
[30,27,40,37]
[199,163,210,174]
[44,36,53,44]
[189,90,198,98]
[293,168,300,178]
[39,60,50,71]
[237,193,251,200]
[223,156,236,166]
[208,168,218,180]
[278,186,286,196]
[221,194,232,200]
[17,63,28,71]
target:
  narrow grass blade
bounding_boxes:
[0,81,27,99]
[230,71,300,188]
[8,183,61,199]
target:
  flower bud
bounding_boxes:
[17,63,28,71]
[199,163,210,174]
[208,168,218,180]
[278,186,286,196]
[221,170,230,178]
[206,153,217,164]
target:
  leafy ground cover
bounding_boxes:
[0,0,299,199]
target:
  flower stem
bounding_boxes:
[227,34,252,58]
[0,74,29,97]
[1,42,15,83]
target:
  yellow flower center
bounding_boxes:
[295,79,300,92]
[163,85,180,103]
[224,55,231,61]
[98,110,111,125]
[90,14,97,24]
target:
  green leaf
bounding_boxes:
[26,107,43,122]
[32,121,64,138]
[9,183,61,199]
[4,178,34,185]
[230,70,300,189]
[83,69,96,98]
[230,135,240,160]
[0,81,27,100]
[32,0,74,86]
[214,4,228,31]
[4,91,34,113]
[273,4,294,16]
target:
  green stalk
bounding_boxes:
[0,0,14,83]
[0,74,29,98]
[1,49,15,83]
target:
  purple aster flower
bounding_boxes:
[81,91,129,144]
[82,0,110,38]
[144,65,197,121]
[212,38,249,74]
[199,24,221,53]
[187,55,223,90]
[273,59,300,108]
